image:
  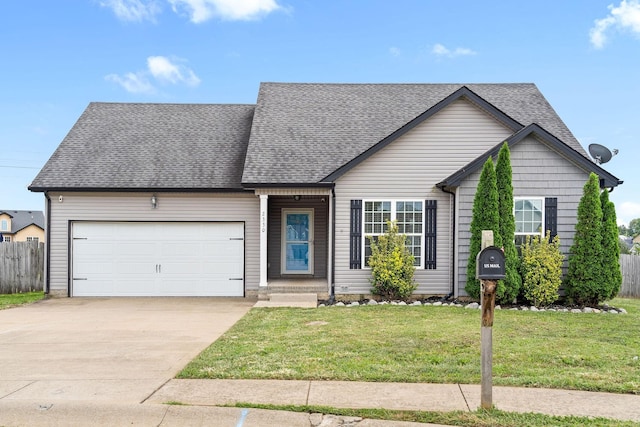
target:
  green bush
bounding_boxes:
[368,221,417,300]
[466,157,501,299]
[565,173,605,306]
[495,142,522,304]
[520,231,564,307]
[600,189,622,299]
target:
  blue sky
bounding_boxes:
[1,0,639,225]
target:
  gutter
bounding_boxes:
[44,192,51,295]
[330,187,336,303]
[438,185,456,300]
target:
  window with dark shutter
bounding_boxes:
[350,200,362,269]
[425,200,437,269]
[545,197,558,240]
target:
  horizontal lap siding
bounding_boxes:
[456,135,590,295]
[46,192,259,295]
[334,100,513,295]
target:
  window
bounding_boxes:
[514,198,544,247]
[0,220,7,231]
[3,236,10,242]
[363,200,423,267]
[26,237,39,243]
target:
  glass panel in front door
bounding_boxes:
[285,213,310,272]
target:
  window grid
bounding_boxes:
[363,200,423,268]
[514,197,544,247]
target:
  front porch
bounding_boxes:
[257,278,330,301]
[256,188,333,301]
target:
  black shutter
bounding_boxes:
[425,200,437,269]
[545,197,558,241]
[350,200,362,269]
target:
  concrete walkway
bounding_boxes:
[1,298,639,426]
[147,379,640,423]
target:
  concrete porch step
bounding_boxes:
[253,293,318,308]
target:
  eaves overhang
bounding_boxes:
[436,123,623,189]
[28,186,250,193]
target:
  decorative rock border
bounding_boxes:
[318,299,627,314]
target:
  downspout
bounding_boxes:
[439,186,456,300]
[330,187,336,303]
[44,192,51,295]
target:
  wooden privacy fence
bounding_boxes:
[620,254,640,298]
[0,242,44,294]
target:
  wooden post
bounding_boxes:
[480,230,495,410]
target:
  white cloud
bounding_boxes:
[432,43,477,58]
[100,0,161,22]
[590,0,640,49]
[617,201,640,226]
[147,56,201,86]
[106,56,200,93]
[389,47,401,57]
[105,72,155,94]
[167,0,281,23]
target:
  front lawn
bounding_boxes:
[0,291,45,309]
[179,298,640,395]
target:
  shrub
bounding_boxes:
[495,142,521,304]
[520,231,564,307]
[368,221,417,300]
[600,189,622,299]
[565,173,605,306]
[466,157,501,299]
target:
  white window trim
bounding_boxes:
[514,196,545,240]
[362,199,425,269]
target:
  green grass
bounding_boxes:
[0,291,45,309]
[179,297,640,395]
[230,403,639,427]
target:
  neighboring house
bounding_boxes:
[29,83,622,298]
[620,235,634,252]
[0,210,45,243]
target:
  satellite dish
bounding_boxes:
[588,143,617,164]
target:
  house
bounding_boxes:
[29,83,622,298]
[0,210,45,243]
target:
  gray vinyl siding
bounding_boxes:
[456,135,591,295]
[45,192,259,295]
[334,99,513,295]
[267,197,328,279]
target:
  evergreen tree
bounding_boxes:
[466,157,501,299]
[601,189,622,299]
[565,173,605,305]
[495,142,521,304]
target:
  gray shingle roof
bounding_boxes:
[30,103,255,191]
[242,83,586,185]
[0,210,44,233]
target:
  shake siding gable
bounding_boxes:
[46,192,259,295]
[456,135,590,295]
[334,99,513,295]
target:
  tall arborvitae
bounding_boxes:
[565,173,605,305]
[466,157,501,299]
[495,142,521,304]
[601,189,622,299]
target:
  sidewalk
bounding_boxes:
[148,379,640,423]
[2,380,639,426]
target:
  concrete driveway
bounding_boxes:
[0,297,253,404]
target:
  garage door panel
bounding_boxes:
[72,222,244,297]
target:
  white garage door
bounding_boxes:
[71,222,244,296]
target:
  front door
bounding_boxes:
[282,209,314,274]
